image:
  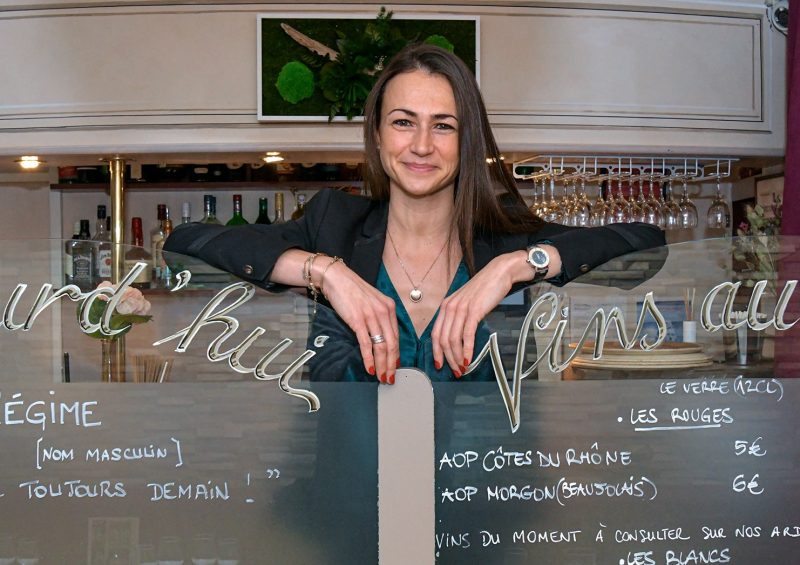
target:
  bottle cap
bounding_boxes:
[97,205,107,219]
[157,204,166,220]
[182,202,191,217]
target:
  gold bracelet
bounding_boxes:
[303,253,326,307]
[319,256,343,298]
[304,252,329,315]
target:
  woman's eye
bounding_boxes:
[392,119,412,127]
[434,122,456,131]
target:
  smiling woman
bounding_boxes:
[164,43,666,385]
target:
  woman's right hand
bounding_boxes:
[319,259,400,384]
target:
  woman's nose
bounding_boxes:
[410,127,434,156]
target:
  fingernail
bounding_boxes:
[459,365,466,373]
[396,358,401,368]
[368,366,375,376]
[454,370,461,379]
[434,360,442,370]
[388,373,395,385]
[463,358,469,367]
[380,372,386,383]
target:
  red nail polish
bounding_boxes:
[435,360,442,370]
[463,358,469,367]
[380,372,386,383]
[454,370,461,379]
[368,366,375,376]
[396,358,401,368]
[459,365,466,373]
[388,373,395,385]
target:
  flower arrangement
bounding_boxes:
[733,200,782,292]
[81,282,152,340]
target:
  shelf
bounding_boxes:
[50,181,362,191]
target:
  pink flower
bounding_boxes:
[96,281,152,316]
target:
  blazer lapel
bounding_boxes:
[349,199,390,285]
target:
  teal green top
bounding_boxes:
[374,261,492,382]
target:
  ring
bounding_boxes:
[370,334,386,345]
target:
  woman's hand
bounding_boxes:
[320,260,400,384]
[431,246,560,376]
[96,281,152,315]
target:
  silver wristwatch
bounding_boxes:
[526,245,550,282]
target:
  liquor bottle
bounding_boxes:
[150,204,167,284]
[255,197,272,225]
[181,202,192,224]
[124,217,152,289]
[157,206,174,287]
[274,192,285,224]
[64,221,81,286]
[226,194,249,225]
[72,220,95,292]
[94,205,112,283]
[200,195,221,224]
[291,194,307,220]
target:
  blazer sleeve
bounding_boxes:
[531,222,667,287]
[163,189,334,286]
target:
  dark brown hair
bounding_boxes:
[362,43,543,274]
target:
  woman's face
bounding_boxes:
[376,70,460,200]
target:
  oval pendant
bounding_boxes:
[410,288,423,303]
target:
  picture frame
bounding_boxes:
[257,12,479,122]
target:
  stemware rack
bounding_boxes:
[509,155,739,230]
[512,155,737,184]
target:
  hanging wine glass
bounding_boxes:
[528,178,541,216]
[706,176,730,229]
[678,177,699,228]
[662,179,682,230]
[609,178,628,224]
[544,176,563,223]
[645,176,665,227]
[627,176,646,223]
[589,179,608,226]
[572,177,591,227]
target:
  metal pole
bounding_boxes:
[107,156,126,382]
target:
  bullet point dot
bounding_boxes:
[617,417,623,423]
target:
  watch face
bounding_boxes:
[531,249,548,268]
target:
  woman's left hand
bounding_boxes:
[431,246,560,376]
[430,252,518,377]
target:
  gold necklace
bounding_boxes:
[386,230,449,303]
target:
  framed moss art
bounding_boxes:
[257,9,479,121]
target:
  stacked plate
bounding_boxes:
[569,341,713,371]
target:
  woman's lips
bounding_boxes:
[404,162,437,173]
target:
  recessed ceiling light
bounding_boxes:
[263,151,284,163]
[16,155,44,169]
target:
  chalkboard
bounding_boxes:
[433,379,800,564]
[0,383,377,564]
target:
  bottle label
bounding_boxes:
[73,253,92,283]
[97,249,112,279]
[124,259,152,285]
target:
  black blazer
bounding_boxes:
[164,188,666,298]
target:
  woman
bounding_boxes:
[164,44,665,384]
